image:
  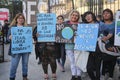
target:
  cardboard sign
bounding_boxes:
[114,11,120,46]
[74,24,99,51]
[11,27,32,54]
[56,24,77,43]
[37,13,56,42]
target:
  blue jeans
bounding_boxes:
[10,53,29,78]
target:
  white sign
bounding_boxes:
[114,11,120,46]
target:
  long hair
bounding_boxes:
[9,13,27,27]
[102,9,114,21]
[69,10,80,22]
[83,11,97,23]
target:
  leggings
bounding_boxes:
[41,50,57,74]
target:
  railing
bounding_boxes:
[76,0,120,15]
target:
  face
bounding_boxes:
[70,12,79,22]
[4,21,8,24]
[85,14,94,23]
[17,15,25,25]
[103,11,111,21]
[57,17,64,24]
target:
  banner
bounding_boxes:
[11,27,32,54]
[37,13,56,42]
[56,24,77,43]
[114,11,120,46]
[74,24,99,51]
[0,12,8,20]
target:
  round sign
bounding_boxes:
[62,27,73,39]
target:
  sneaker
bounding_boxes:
[107,78,113,80]
[104,73,109,80]
[71,76,76,80]
[100,75,105,80]
[52,74,56,80]
[38,61,41,64]
[76,76,81,80]
[101,73,109,80]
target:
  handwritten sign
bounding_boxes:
[74,24,99,51]
[56,24,77,43]
[114,11,120,46]
[11,27,32,54]
[37,13,56,42]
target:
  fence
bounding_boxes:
[75,0,120,15]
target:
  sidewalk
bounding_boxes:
[0,44,73,80]
[0,44,120,80]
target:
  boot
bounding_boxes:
[10,78,15,80]
[71,76,76,80]
[23,77,28,80]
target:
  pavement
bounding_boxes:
[0,44,120,80]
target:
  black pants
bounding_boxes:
[102,55,117,78]
[41,49,57,74]
[87,52,102,80]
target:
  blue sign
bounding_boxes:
[11,27,32,54]
[37,13,56,42]
[74,24,99,51]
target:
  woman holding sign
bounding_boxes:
[82,11,101,80]
[8,13,30,80]
[33,27,57,79]
[100,9,117,80]
[65,10,82,80]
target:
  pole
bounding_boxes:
[72,0,74,9]
[48,0,50,13]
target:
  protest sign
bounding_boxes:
[37,13,56,42]
[74,24,99,51]
[114,11,120,46]
[56,24,77,43]
[11,27,32,54]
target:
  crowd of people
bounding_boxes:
[3,8,120,80]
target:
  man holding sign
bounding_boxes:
[8,13,32,80]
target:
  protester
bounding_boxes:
[65,10,82,80]
[96,14,102,22]
[0,22,2,36]
[100,9,117,80]
[8,13,30,80]
[2,19,9,44]
[33,26,42,64]
[56,15,66,72]
[33,25,57,80]
[82,11,102,80]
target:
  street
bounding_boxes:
[0,44,120,80]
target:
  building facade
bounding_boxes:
[74,0,120,15]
